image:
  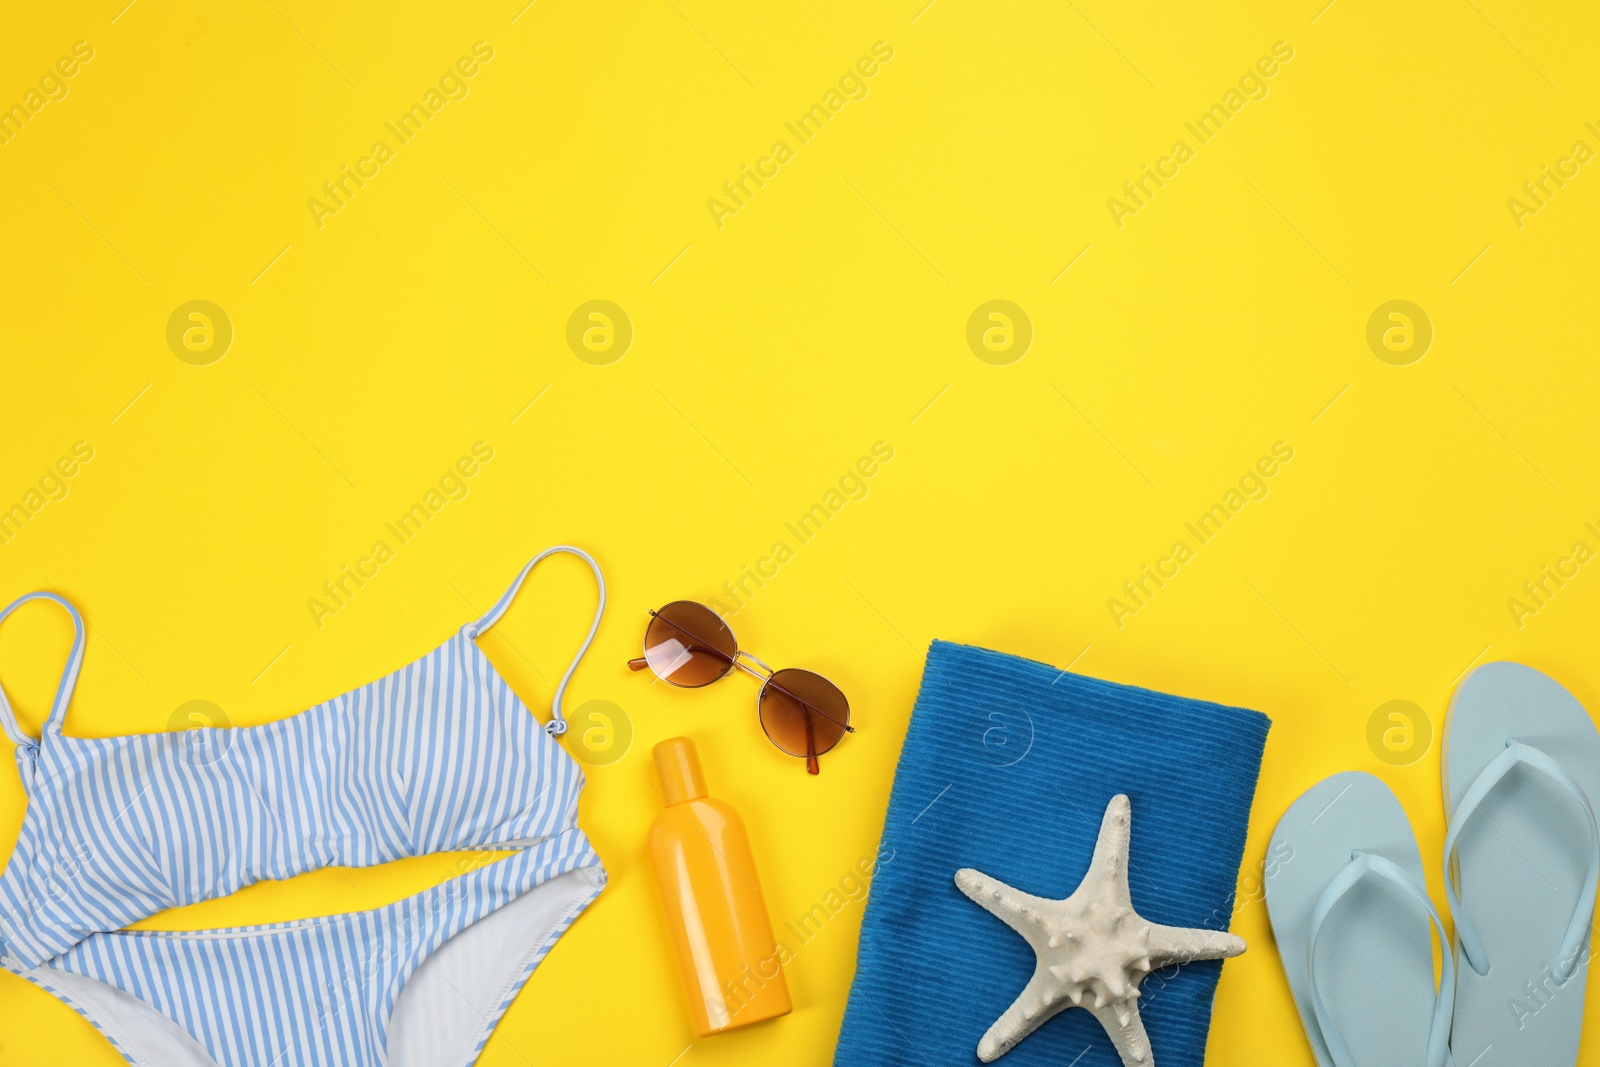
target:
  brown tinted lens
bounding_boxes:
[758,669,849,758]
[644,601,737,687]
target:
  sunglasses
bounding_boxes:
[627,600,854,775]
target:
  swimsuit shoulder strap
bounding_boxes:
[0,592,86,746]
[463,546,605,738]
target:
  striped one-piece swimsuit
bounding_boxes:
[0,546,608,1066]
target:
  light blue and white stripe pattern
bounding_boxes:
[0,546,609,1066]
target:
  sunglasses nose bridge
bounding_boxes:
[733,649,773,680]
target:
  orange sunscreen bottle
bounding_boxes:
[648,737,792,1035]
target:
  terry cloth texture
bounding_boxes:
[834,639,1271,1067]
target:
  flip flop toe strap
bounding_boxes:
[1444,740,1600,981]
[1307,852,1455,1067]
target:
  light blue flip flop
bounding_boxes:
[1443,662,1600,1066]
[1267,771,1454,1067]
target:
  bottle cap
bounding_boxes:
[654,737,707,805]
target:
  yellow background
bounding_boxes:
[2,0,1599,1063]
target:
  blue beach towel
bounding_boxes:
[835,640,1271,1067]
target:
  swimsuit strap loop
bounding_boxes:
[465,546,605,738]
[0,592,87,746]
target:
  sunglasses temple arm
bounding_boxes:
[632,655,849,733]
[629,638,738,675]
[648,614,740,665]
[761,676,852,733]
[805,714,820,776]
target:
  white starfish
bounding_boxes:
[955,794,1246,1066]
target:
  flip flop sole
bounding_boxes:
[1444,662,1600,1067]
[1267,771,1439,1067]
